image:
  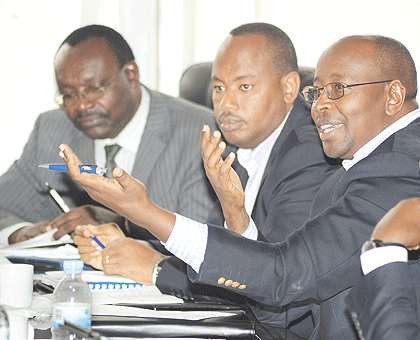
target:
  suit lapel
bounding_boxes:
[131,89,171,183]
[256,95,313,195]
[73,133,95,164]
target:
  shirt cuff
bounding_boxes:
[223,218,258,240]
[0,222,32,246]
[164,213,208,273]
[360,245,408,275]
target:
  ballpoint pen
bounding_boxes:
[46,182,70,213]
[39,164,107,176]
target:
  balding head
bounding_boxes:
[312,35,418,160]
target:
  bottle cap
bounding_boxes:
[62,260,84,274]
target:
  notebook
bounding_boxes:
[43,270,142,290]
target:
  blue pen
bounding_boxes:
[39,164,107,176]
[92,236,106,249]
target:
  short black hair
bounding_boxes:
[230,22,298,78]
[58,25,135,68]
[374,36,417,100]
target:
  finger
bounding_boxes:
[202,130,222,164]
[102,263,121,276]
[74,225,93,237]
[59,144,106,187]
[219,152,236,176]
[76,244,101,256]
[59,144,82,167]
[53,222,79,240]
[200,125,211,152]
[208,140,227,169]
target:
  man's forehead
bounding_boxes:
[315,40,377,83]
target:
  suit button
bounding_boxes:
[218,277,226,285]
[238,284,247,290]
[232,282,240,288]
[224,280,233,286]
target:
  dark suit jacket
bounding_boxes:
[0,89,217,233]
[346,261,420,340]
[187,117,420,340]
[156,95,340,330]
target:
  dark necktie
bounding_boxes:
[104,144,122,179]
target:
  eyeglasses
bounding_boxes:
[55,68,124,108]
[301,80,393,103]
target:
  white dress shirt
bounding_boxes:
[342,108,420,170]
[360,245,408,275]
[164,108,420,274]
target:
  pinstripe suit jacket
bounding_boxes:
[0,89,217,232]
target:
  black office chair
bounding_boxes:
[179,62,315,109]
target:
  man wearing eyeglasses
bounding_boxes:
[65,34,420,340]
[0,24,217,244]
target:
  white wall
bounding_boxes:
[1,0,419,175]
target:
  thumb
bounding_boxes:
[113,167,135,190]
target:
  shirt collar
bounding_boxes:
[342,108,420,170]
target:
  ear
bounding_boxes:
[385,80,406,116]
[281,71,300,104]
[125,61,140,86]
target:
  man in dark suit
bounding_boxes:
[65,34,420,340]
[346,198,420,340]
[0,25,217,244]
[71,23,337,334]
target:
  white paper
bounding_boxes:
[92,304,236,321]
[0,229,72,251]
[0,244,80,260]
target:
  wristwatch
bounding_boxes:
[152,257,169,285]
[361,239,406,254]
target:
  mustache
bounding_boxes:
[74,110,108,122]
[217,112,242,125]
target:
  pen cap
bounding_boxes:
[62,260,84,275]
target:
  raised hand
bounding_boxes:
[59,144,176,242]
[201,125,249,233]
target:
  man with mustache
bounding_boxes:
[0,24,217,244]
[66,34,420,340]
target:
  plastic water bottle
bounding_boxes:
[52,260,92,340]
[0,305,9,340]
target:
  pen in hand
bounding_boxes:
[39,164,107,176]
[91,235,106,249]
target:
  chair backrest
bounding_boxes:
[179,62,315,109]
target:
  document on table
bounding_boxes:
[0,229,73,251]
[44,270,143,290]
[0,243,80,260]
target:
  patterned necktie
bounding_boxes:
[104,144,122,179]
